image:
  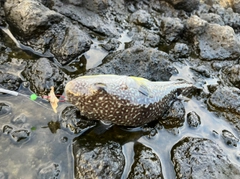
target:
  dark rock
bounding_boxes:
[22,58,66,95]
[190,65,211,78]
[171,137,240,178]
[130,10,154,29]
[52,1,120,37]
[222,129,239,147]
[171,43,190,58]
[199,13,224,25]
[48,121,61,134]
[2,125,13,134]
[60,105,96,134]
[233,0,240,13]
[127,142,163,179]
[186,15,208,35]
[187,111,201,128]
[0,103,11,116]
[74,141,124,179]
[50,25,92,64]
[161,17,184,42]
[38,163,61,179]
[210,4,240,32]
[3,0,92,64]
[196,23,240,60]
[164,0,200,12]
[10,129,31,143]
[0,72,22,91]
[87,45,177,81]
[160,100,185,128]
[83,0,109,13]
[100,38,120,52]
[4,0,63,37]
[144,33,160,47]
[221,64,240,89]
[209,87,240,114]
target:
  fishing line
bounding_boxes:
[0,88,65,111]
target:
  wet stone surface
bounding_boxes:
[187,111,201,128]
[1,0,240,178]
[128,142,163,179]
[74,140,124,179]
[171,137,240,179]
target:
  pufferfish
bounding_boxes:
[65,75,193,126]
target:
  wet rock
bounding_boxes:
[186,15,208,35]
[171,43,190,58]
[199,13,224,25]
[127,142,163,179]
[144,33,160,48]
[171,137,240,178]
[52,1,120,37]
[164,0,200,12]
[60,106,96,134]
[221,64,240,89]
[130,10,154,29]
[2,125,13,134]
[0,103,11,116]
[160,100,185,128]
[50,25,92,64]
[233,0,240,13]
[4,0,63,37]
[187,111,201,128]
[10,129,31,143]
[38,163,61,179]
[0,72,22,91]
[209,87,240,114]
[3,0,92,64]
[83,0,109,13]
[88,45,177,81]
[48,121,61,134]
[161,17,184,42]
[190,65,211,78]
[196,23,240,60]
[222,129,239,147]
[210,4,240,32]
[74,141,124,179]
[22,58,65,95]
[100,38,120,52]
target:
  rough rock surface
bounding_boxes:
[0,72,22,91]
[128,142,163,179]
[171,137,240,179]
[221,64,240,89]
[74,141,124,179]
[3,0,92,64]
[186,15,240,60]
[187,111,201,128]
[164,0,200,12]
[209,87,240,114]
[4,0,63,37]
[22,58,66,94]
[87,45,177,81]
[161,17,184,42]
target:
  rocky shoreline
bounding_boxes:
[1,0,240,178]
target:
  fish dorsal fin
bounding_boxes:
[129,76,151,97]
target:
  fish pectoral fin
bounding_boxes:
[92,82,107,93]
[138,84,150,97]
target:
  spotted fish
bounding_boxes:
[65,75,193,126]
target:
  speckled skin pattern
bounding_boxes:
[65,75,193,126]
